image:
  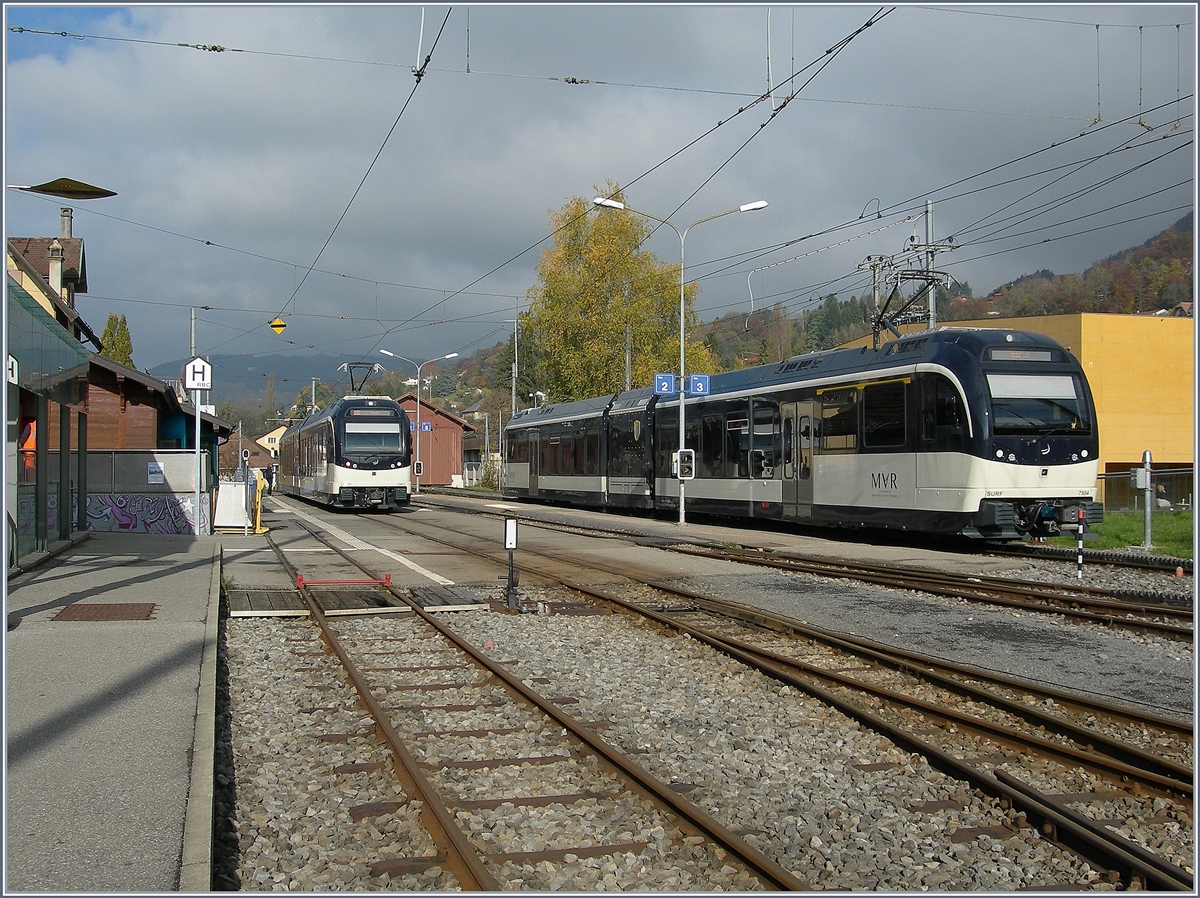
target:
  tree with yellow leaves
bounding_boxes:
[520,184,718,403]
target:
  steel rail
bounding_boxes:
[414,490,1195,575]
[365,509,1195,890]
[286,519,811,892]
[384,510,1194,736]
[688,545,1194,611]
[496,558,1193,796]
[533,570,1195,890]
[666,544,1194,638]
[263,532,502,891]
[571,578,1195,891]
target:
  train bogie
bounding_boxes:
[503,329,1103,540]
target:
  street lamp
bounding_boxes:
[379,349,458,494]
[594,195,767,525]
[6,177,117,199]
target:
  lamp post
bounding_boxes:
[380,349,458,494]
[6,177,117,200]
[593,196,767,525]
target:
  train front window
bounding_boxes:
[343,423,404,455]
[986,374,1090,435]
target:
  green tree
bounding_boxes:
[521,185,717,402]
[99,314,134,367]
[263,373,277,416]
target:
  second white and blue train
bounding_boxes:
[502,327,1103,540]
[278,395,412,510]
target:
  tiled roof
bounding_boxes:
[7,237,87,292]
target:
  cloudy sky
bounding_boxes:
[4,4,1194,396]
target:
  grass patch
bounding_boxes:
[1045,510,1194,559]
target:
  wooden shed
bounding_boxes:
[396,392,476,487]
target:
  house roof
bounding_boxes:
[89,354,235,436]
[7,236,87,293]
[6,240,101,349]
[396,392,477,432]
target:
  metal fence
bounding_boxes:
[1100,467,1193,514]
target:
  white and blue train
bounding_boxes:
[502,328,1103,539]
[278,396,412,510]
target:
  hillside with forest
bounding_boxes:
[699,213,1193,371]
[942,212,1193,322]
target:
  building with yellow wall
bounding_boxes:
[842,313,1194,489]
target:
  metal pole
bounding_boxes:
[415,360,424,494]
[194,389,202,536]
[678,226,687,525]
[509,318,518,417]
[593,197,766,527]
[625,321,632,392]
[1143,450,1153,549]
[926,200,936,330]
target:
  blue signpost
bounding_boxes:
[654,373,676,395]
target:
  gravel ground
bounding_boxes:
[213,538,1191,891]
[444,597,1122,891]
[666,563,1193,720]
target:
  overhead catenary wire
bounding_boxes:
[8,11,1188,373]
[276,7,453,321]
[359,7,894,368]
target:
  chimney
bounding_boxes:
[48,239,64,300]
[60,207,73,239]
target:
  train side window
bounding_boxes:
[820,390,858,452]
[584,428,599,475]
[700,415,723,478]
[862,381,906,449]
[752,403,780,475]
[798,415,811,480]
[726,417,750,476]
[920,377,964,447]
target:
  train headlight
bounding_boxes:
[1081,449,1088,458]
[1071,454,1079,462]
[1007,453,1017,462]
[996,450,1004,458]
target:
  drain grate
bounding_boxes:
[54,603,158,622]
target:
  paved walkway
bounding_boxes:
[5,532,220,892]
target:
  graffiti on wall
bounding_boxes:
[85,493,211,534]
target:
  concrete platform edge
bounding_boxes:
[180,541,220,891]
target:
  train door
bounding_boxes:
[527,430,539,494]
[781,401,814,518]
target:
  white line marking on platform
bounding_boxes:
[279,502,454,586]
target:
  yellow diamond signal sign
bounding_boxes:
[270,317,286,334]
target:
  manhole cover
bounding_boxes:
[54,603,158,622]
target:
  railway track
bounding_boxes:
[416,495,1194,640]
[232,525,806,891]
[665,544,1194,641]
[356,507,1194,890]
[418,488,1194,575]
